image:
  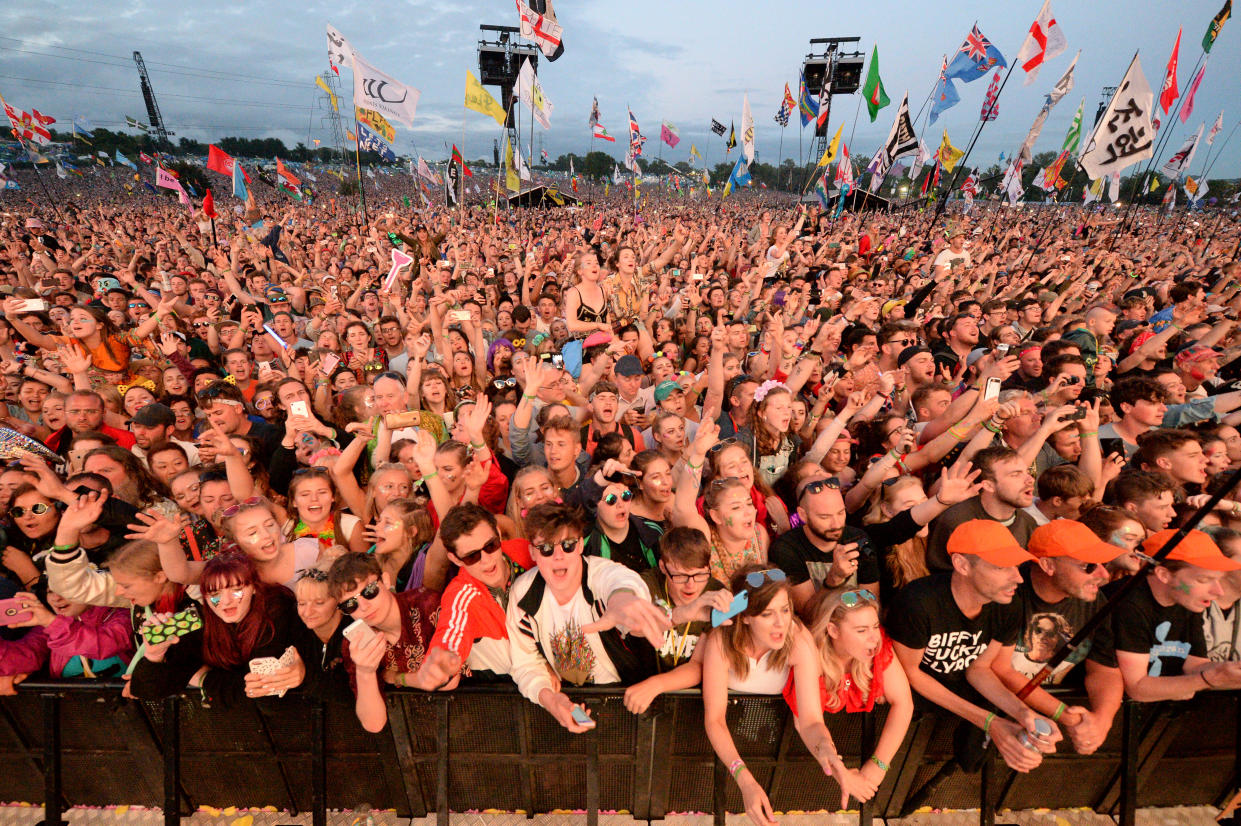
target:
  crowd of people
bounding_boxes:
[2,173,1241,824]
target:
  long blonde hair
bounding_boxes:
[804,589,879,712]
[864,476,929,589]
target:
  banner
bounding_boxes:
[1079,54,1154,181]
[357,123,397,161]
[352,50,420,128]
[355,108,394,143]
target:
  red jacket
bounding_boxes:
[429,540,533,675]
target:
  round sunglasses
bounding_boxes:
[533,538,581,558]
[603,490,633,506]
[10,502,55,518]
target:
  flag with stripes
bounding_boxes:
[980,71,1001,121]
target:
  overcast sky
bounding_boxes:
[2,0,1239,177]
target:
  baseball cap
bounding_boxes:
[1143,529,1241,571]
[947,520,1036,567]
[583,331,613,349]
[131,403,176,428]
[654,380,684,402]
[1028,520,1121,564]
[614,355,643,377]
[881,299,907,318]
[1175,344,1219,364]
[967,347,989,368]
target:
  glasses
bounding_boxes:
[742,568,786,589]
[297,567,329,582]
[708,438,741,455]
[890,338,918,347]
[798,478,841,499]
[492,377,518,389]
[665,569,711,585]
[533,538,581,557]
[10,502,54,517]
[338,580,383,615]
[207,587,247,607]
[129,303,147,310]
[217,496,264,520]
[603,489,633,505]
[293,466,331,477]
[456,537,502,566]
[839,589,877,607]
[1067,560,1103,574]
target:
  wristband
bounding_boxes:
[869,755,889,773]
[395,672,408,688]
[523,392,537,400]
[421,470,439,482]
[1052,702,1066,721]
[983,712,996,738]
[982,420,1002,435]
[469,441,486,450]
[52,542,77,552]
[728,759,746,780]
[686,457,702,470]
[1078,430,1098,438]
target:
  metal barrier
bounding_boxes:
[0,682,1237,825]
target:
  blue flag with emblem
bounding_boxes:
[357,123,397,162]
[944,24,1007,83]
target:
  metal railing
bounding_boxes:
[0,682,1236,826]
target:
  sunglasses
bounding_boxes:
[742,568,787,589]
[533,538,580,558]
[603,489,633,505]
[839,589,877,607]
[297,567,329,582]
[338,581,382,615]
[207,588,247,607]
[1070,560,1104,574]
[708,438,741,455]
[456,537,502,566]
[799,478,842,499]
[218,496,264,520]
[293,466,331,476]
[129,303,148,310]
[10,502,54,517]
[492,377,518,389]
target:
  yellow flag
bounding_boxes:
[504,137,520,192]
[690,144,701,161]
[466,71,508,126]
[315,75,338,113]
[1185,177,1199,196]
[938,130,964,173]
[355,107,394,144]
[817,123,844,166]
[1149,176,1161,192]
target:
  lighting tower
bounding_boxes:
[132,51,173,142]
[801,37,863,164]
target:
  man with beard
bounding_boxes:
[931,313,980,375]
[582,381,643,455]
[991,520,1124,755]
[926,446,1037,572]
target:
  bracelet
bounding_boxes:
[948,425,969,441]
[523,392,537,400]
[51,542,77,552]
[686,457,702,470]
[983,712,996,738]
[469,441,486,450]
[728,759,747,780]
[1079,430,1098,438]
[1230,501,1241,518]
[1052,702,1067,721]
[421,470,439,482]
[934,492,947,506]
[395,672,408,688]
[982,420,1002,435]
[869,755,889,773]
[1202,667,1218,689]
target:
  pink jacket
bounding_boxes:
[0,606,134,678]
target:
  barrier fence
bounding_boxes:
[0,682,1237,826]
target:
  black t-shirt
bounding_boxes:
[1104,576,1205,677]
[640,568,722,672]
[926,498,1038,573]
[1011,567,1113,684]
[886,573,1021,697]
[769,524,880,590]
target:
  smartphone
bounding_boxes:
[995,344,1010,356]
[0,597,34,626]
[448,309,471,323]
[289,400,311,419]
[711,591,750,628]
[258,361,274,377]
[384,410,421,429]
[551,354,564,368]
[321,353,341,375]
[342,618,378,648]
[14,298,47,313]
[1066,406,1089,421]
[570,706,596,728]
[983,376,1002,402]
[141,605,203,645]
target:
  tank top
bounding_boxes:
[572,285,607,324]
[728,649,791,694]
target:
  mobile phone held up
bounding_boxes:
[0,597,34,626]
[711,591,749,627]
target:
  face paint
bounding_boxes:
[724,516,734,527]
[1176,581,1192,594]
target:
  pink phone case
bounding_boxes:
[0,597,34,626]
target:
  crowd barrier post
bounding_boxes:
[161,695,179,826]
[38,692,66,826]
[436,697,450,826]
[857,710,876,826]
[712,756,727,826]
[584,700,600,826]
[311,701,326,826]
[1118,700,1139,826]
[979,753,995,826]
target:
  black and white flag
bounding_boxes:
[710,119,726,136]
[872,93,919,178]
[446,159,460,207]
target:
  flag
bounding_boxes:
[464,71,508,126]
[710,118,727,136]
[1160,29,1182,114]
[357,123,397,162]
[276,158,300,186]
[1063,97,1084,154]
[125,115,150,133]
[872,93,919,178]
[232,162,248,200]
[938,130,964,172]
[834,143,853,187]
[4,103,52,145]
[961,168,979,201]
[741,95,755,161]
[1001,159,1024,204]
[513,141,531,181]
[910,139,933,181]
[156,166,191,205]
[1083,176,1104,204]
[797,73,818,127]
[945,25,1008,83]
[690,144,701,163]
[353,50,420,128]
[1208,111,1224,144]
[1017,1,1068,85]
[1180,64,1206,124]
[813,172,830,208]
[30,109,53,126]
[861,45,891,122]
[207,145,251,182]
[138,152,153,164]
[203,189,217,218]
[929,57,960,124]
[326,24,354,69]
[115,150,138,171]
[722,154,751,197]
[816,122,843,166]
[980,71,1001,121]
[628,108,647,156]
[1017,52,1078,163]
[446,157,460,207]
[592,123,616,142]
[72,115,93,138]
[516,0,564,60]
[516,57,553,129]
[775,83,795,126]
[1149,174,1161,192]
[355,108,395,145]
[504,137,520,191]
[315,75,339,113]
[451,145,472,177]
[589,96,600,127]
[1162,124,1203,177]
[661,121,681,148]
[1204,0,1232,52]
[1163,181,1177,208]
[1079,55,1154,181]
[56,162,67,179]
[815,79,832,130]
[726,121,737,153]
[540,149,549,163]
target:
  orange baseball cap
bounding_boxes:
[1028,520,1122,564]
[1142,529,1241,572]
[947,520,1036,567]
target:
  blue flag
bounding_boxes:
[73,115,94,138]
[929,61,961,125]
[797,72,819,127]
[944,25,1007,83]
[723,155,752,196]
[357,123,396,162]
[232,161,248,200]
[115,150,138,171]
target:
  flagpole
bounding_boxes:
[352,115,368,222]
[0,92,62,223]
[1200,118,1240,189]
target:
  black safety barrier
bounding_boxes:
[0,682,1238,826]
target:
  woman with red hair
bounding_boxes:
[131,554,318,706]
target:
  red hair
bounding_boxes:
[199,554,279,669]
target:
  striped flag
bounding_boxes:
[980,71,1001,121]
[775,83,796,126]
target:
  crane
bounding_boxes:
[132,51,173,141]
